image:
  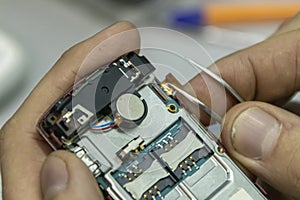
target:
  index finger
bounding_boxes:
[0,21,140,200]
[184,28,300,117]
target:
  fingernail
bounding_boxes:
[231,107,281,159]
[41,156,68,200]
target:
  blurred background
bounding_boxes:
[0,0,300,197]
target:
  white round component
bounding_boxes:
[116,93,145,121]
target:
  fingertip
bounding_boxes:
[79,21,140,73]
[221,102,282,160]
[221,103,248,158]
[113,20,137,29]
[221,102,300,198]
[272,11,300,36]
[41,151,103,200]
[90,20,139,43]
[41,152,69,200]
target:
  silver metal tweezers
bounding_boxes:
[166,83,223,122]
[187,58,244,103]
[166,58,244,123]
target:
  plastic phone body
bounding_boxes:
[37,52,266,200]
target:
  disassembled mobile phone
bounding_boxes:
[38,52,266,200]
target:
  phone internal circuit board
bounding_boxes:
[111,119,213,199]
[38,52,266,200]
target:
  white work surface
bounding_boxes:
[0,0,298,198]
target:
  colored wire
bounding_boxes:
[91,123,118,131]
[89,120,116,131]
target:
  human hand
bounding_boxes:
[2,15,300,200]
[179,13,300,199]
[0,21,140,200]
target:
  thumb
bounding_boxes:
[41,150,103,200]
[221,102,300,199]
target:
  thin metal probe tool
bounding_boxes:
[187,58,245,103]
[166,83,222,123]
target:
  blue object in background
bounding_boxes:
[171,7,206,28]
